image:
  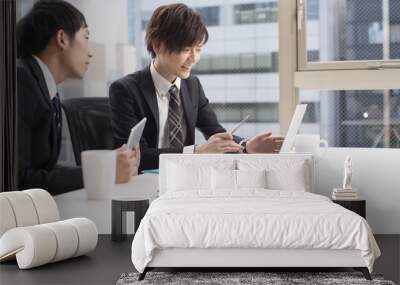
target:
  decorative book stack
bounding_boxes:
[332,188,358,200]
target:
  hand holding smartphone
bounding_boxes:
[127,117,147,150]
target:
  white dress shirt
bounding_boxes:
[33,55,57,99]
[150,61,194,153]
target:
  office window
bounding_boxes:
[141,18,149,31]
[307,0,319,20]
[196,6,220,26]
[225,55,241,71]
[299,0,400,70]
[140,10,153,31]
[234,2,278,25]
[211,103,278,123]
[189,52,275,74]
[211,102,317,124]
[299,89,400,148]
[211,56,226,72]
[307,50,320,61]
[293,0,400,149]
[140,6,220,30]
[392,25,400,43]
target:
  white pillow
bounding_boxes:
[236,169,267,189]
[211,168,236,190]
[167,163,209,191]
[167,161,235,192]
[238,159,311,191]
[211,169,268,191]
[267,161,309,191]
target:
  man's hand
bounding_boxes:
[115,144,140,184]
[245,132,284,153]
[195,132,243,154]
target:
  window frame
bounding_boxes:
[297,0,400,71]
[279,0,400,135]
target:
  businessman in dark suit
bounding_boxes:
[17,0,139,195]
[109,3,283,171]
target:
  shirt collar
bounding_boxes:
[150,60,181,97]
[33,55,58,99]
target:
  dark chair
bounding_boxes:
[62,97,114,166]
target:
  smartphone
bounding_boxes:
[127,117,147,150]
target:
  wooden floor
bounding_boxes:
[0,235,398,285]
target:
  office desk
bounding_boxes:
[54,174,158,235]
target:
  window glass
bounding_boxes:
[191,52,277,74]
[306,0,400,63]
[299,89,400,148]
[196,6,220,26]
[234,2,278,25]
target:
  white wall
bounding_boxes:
[314,148,400,234]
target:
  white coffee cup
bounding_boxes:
[294,134,328,157]
[81,150,116,200]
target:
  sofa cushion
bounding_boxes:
[0,196,16,237]
[0,218,97,269]
[0,189,98,269]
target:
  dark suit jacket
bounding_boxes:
[17,56,83,195]
[109,66,239,170]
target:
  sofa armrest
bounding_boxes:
[0,218,98,269]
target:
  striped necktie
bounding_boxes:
[51,93,62,151]
[167,85,184,148]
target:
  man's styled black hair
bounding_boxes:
[17,0,87,58]
[146,3,208,58]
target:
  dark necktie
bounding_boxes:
[51,94,62,150]
[167,85,184,148]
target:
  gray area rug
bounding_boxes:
[116,271,396,285]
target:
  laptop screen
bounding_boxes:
[280,104,307,153]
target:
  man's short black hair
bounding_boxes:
[17,0,87,58]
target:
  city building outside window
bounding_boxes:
[234,2,278,25]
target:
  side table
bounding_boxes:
[332,199,366,218]
[112,199,149,241]
[111,174,158,242]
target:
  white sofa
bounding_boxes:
[0,189,98,269]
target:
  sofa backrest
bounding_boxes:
[159,153,314,195]
[0,189,60,237]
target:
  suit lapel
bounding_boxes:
[180,81,195,139]
[24,56,59,161]
[140,67,160,137]
[25,56,52,109]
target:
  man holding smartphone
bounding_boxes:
[17,0,140,195]
[109,3,283,171]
